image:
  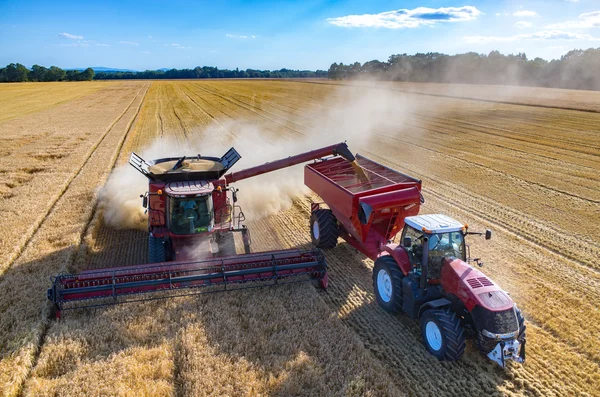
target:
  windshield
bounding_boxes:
[402,226,466,273]
[427,231,465,261]
[169,195,213,234]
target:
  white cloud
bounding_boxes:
[327,6,482,28]
[465,30,599,43]
[515,21,533,28]
[95,43,110,47]
[564,0,579,3]
[225,33,256,39]
[58,32,83,40]
[546,11,600,29]
[141,51,151,54]
[513,10,537,17]
[57,42,89,47]
[119,41,139,46]
[165,43,191,49]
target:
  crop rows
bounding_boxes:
[0,80,597,396]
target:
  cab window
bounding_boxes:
[170,195,213,234]
[402,226,423,267]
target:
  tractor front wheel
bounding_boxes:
[148,235,166,263]
[372,256,404,313]
[310,209,338,249]
[420,309,466,361]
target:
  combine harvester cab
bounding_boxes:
[48,143,356,317]
[304,154,525,367]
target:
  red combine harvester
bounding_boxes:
[47,143,356,317]
[304,156,525,367]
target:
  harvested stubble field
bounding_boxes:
[0,80,598,397]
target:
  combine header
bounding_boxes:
[48,143,355,317]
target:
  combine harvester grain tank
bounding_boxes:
[47,141,525,367]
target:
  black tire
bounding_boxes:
[420,309,466,361]
[218,232,236,257]
[372,256,404,313]
[310,209,338,249]
[516,306,526,343]
[148,235,166,263]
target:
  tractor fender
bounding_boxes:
[418,298,452,318]
[378,243,412,276]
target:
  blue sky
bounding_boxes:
[0,0,598,70]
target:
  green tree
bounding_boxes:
[81,67,94,81]
[29,64,48,82]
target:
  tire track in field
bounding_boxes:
[176,83,235,138]
[412,115,600,164]
[398,117,600,194]
[438,109,600,146]
[193,83,306,137]
[1,84,146,277]
[416,109,600,150]
[173,108,189,141]
[401,116,600,179]
[199,84,600,269]
[16,82,151,397]
[376,128,600,204]
[293,79,600,115]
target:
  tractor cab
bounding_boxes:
[401,214,467,280]
[164,180,215,235]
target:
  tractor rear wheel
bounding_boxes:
[310,209,338,249]
[148,235,166,263]
[420,309,466,361]
[372,256,404,313]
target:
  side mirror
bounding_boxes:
[141,194,148,208]
[485,229,492,240]
[232,188,238,203]
[403,236,412,248]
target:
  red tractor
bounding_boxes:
[304,155,525,367]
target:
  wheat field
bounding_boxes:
[0,80,598,396]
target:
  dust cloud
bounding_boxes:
[99,84,417,229]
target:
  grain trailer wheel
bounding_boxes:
[372,256,404,313]
[420,309,466,361]
[310,209,338,249]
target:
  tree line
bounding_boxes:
[94,67,327,80]
[0,64,326,82]
[0,63,94,82]
[328,48,600,91]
